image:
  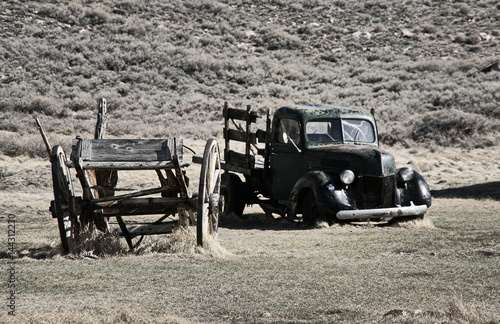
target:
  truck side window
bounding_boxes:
[278,119,301,145]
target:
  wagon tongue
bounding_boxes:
[312,145,396,177]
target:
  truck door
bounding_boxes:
[269,118,305,203]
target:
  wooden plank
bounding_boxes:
[66,159,191,170]
[80,138,92,160]
[71,138,183,162]
[225,107,259,122]
[227,150,255,169]
[126,223,177,236]
[94,98,107,139]
[88,139,173,161]
[91,187,179,203]
[245,105,251,163]
[95,197,191,217]
[224,102,230,163]
[94,197,188,207]
[224,129,257,144]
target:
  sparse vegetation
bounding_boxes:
[1,0,499,157]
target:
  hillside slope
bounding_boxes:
[0,0,499,157]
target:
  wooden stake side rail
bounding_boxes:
[222,103,270,176]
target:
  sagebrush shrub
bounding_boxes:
[410,109,495,148]
[0,0,499,157]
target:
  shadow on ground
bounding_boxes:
[0,245,61,259]
[219,213,308,230]
[219,213,397,230]
[431,181,500,200]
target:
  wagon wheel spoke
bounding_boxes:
[51,146,78,253]
[210,168,221,194]
[197,139,222,246]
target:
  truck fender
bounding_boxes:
[288,171,354,218]
[398,169,432,208]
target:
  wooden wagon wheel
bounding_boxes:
[51,145,78,253]
[197,138,222,246]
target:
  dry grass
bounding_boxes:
[133,227,231,259]
[0,153,499,323]
[2,198,499,323]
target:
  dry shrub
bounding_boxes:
[73,227,124,257]
[81,4,112,25]
[65,225,230,258]
[458,4,471,16]
[421,24,437,34]
[133,227,231,258]
[260,27,304,51]
[0,133,48,158]
[315,221,331,229]
[134,227,197,255]
[410,109,496,148]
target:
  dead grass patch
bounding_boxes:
[69,226,232,259]
[10,309,198,324]
[73,227,124,257]
[382,297,491,323]
[390,217,436,229]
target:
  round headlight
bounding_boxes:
[340,170,355,185]
[399,167,414,182]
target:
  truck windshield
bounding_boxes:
[306,119,375,144]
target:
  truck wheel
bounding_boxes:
[302,191,323,225]
[220,173,246,218]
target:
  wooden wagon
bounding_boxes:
[47,100,221,253]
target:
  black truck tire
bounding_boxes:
[220,172,246,218]
[302,190,322,225]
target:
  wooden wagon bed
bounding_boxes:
[46,99,221,253]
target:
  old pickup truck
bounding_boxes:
[220,102,431,224]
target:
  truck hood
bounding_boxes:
[307,145,396,177]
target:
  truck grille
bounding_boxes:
[358,176,395,209]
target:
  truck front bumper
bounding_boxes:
[336,202,428,220]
